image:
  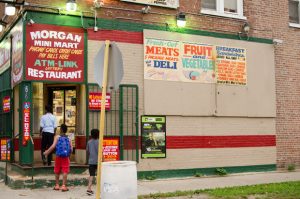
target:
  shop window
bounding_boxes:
[32,83,44,136]
[0,70,12,138]
[201,0,245,19]
[289,0,300,27]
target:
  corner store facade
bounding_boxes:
[0,10,277,178]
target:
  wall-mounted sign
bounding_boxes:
[26,24,85,83]
[0,38,10,75]
[121,0,179,9]
[11,19,23,87]
[103,138,119,161]
[23,102,31,146]
[88,92,111,111]
[216,46,247,85]
[144,30,247,85]
[141,116,166,158]
[3,96,10,113]
[0,138,10,161]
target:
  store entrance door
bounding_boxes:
[48,86,77,160]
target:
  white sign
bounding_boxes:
[121,0,179,9]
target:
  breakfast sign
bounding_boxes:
[25,24,85,82]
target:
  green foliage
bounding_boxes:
[287,164,295,172]
[215,168,228,176]
[194,172,203,177]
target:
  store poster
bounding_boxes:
[23,102,30,146]
[216,46,247,85]
[0,138,10,161]
[144,38,180,81]
[121,0,179,8]
[103,138,119,161]
[181,42,215,83]
[3,96,10,113]
[0,38,10,75]
[144,32,247,85]
[141,116,166,158]
[11,19,23,87]
[22,83,31,146]
[88,92,111,111]
[26,24,85,82]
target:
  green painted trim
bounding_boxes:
[10,163,88,176]
[137,164,276,179]
[25,11,91,28]
[119,85,124,160]
[19,82,33,165]
[25,11,272,44]
[85,83,89,164]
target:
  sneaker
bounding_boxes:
[86,190,94,195]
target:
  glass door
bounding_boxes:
[49,87,77,148]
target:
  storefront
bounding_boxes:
[0,10,276,178]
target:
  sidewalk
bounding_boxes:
[0,171,300,199]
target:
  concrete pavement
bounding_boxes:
[0,170,300,199]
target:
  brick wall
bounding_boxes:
[0,0,298,169]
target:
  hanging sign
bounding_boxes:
[121,0,179,8]
[88,92,111,111]
[103,138,119,161]
[0,38,10,75]
[25,24,85,83]
[11,19,23,87]
[23,102,31,146]
[141,116,166,158]
[0,138,10,161]
[3,96,10,113]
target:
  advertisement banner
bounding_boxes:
[144,31,247,85]
[121,0,179,8]
[23,102,30,146]
[88,92,111,111]
[3,96,10,113]
[26,24,85,83]
[181,42,215,83]
[144,38,180,81]
[216,46,247,85]
[11,20,23,87]
[141,116,166,158]
[0,38,10,75]
[0,138,10,161]
[103,138,119,161]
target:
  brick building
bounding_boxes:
[0,0,298,179]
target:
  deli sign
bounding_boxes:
[26,24,85,83]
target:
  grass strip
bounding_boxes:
[139,181,300,199]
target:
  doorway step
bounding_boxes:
[1,162,89,189]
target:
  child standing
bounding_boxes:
[44,124,72,192]
[86,129,99,195]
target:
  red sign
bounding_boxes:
[0,138,10,161]
[89,92,111,110]
[103,138,119,162]
[23,102,30,145]
[25,24,85,82]
[3,96,10,113]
